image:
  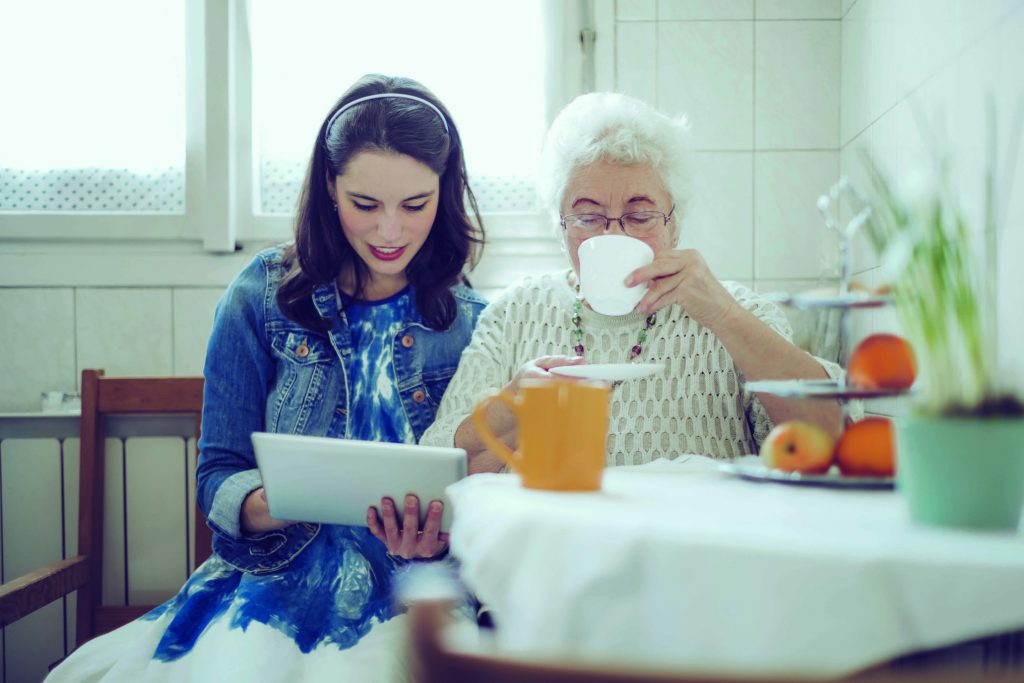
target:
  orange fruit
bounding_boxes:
[848,280,871,293]
[834,417,895,477]
[848,333,916,390]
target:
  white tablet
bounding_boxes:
[251,432,467,533]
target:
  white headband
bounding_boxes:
[323,93,450,143]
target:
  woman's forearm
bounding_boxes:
[709,301,842,436]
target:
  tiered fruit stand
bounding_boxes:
[726,178,910,488]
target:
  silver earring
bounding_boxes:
[332,201,338,211]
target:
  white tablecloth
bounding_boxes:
[446,456,1024,677]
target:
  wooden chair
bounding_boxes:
[407,599,1021,683]
[0,368,211,648]
[408,598,799,683]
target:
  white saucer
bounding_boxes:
[549,362,663,382]
[718,456,894,490]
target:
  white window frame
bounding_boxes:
[0,0,220,247]
[0,0,615,287]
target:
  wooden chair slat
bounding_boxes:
[0,556,89,627]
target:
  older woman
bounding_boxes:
[420,92,841,472]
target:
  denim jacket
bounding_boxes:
[197,245,486,574]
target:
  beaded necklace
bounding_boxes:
[571,286,657,361]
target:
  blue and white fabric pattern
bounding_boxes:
[342,286,416,445]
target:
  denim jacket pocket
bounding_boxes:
[271,329,333,365]
[213,522,321,575]
[267,329,336,435]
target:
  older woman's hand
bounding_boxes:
[488,355,585,449]
[627,248,738,329]
[453,355,584,474]
[509,354,585,392]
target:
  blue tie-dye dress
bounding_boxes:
[49,288,438,683]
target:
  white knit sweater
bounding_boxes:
[420,271,843,465]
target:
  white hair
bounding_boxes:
[537,92,692,238]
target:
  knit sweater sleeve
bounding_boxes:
[726,282,855,448]
[419,286,519,448]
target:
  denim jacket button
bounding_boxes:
[401,335,414,348]
[296,343,310,358]
[412,390,426,403]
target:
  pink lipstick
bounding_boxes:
[368,245,406,261]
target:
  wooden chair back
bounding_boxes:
[0,369,210,648]
[76,368,210,643]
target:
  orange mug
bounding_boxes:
[471,378,610,491]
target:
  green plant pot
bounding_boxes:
[895,415,1024,531]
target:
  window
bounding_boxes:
[0,0,611,286]
[250,1,547,216]
[0,1,185,214]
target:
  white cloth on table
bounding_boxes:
[446,456,1024,677]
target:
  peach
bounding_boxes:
[760,420,835,474]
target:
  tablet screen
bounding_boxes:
[251,432,467,532]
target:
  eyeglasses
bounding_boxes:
[560,207,675,239]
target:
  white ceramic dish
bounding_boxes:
[549,362,663,382]
[745,379,911,400]
[718,456,894,490]
[765,292,892,309]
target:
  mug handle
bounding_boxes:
[471,390,520,470]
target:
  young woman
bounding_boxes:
[49,74,486,682]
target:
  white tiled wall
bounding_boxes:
[754,151,841,279]
[657,20,755,150]
[2,3,1016,406]
[685,152,754,278]
[839,0,1024,407]
[0,288,221,412]
[755,20,840,149]
[0,1,847,410]
[615,0,843,292]
[0,289,78,412]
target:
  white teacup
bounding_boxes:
[578,235,655,316]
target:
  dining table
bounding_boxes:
[445,455,1024,678]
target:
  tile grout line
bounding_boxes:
[183,440,190,579]
[72,287,79,397]
[122,441,129,607]
[171,289,177,376]
[622,18,842,22]
[59,439,69,658]
[752,15,758,283]
[653,8,658,107]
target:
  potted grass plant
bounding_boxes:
[858,117,1024,531]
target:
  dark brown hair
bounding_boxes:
[277,74,484,331]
